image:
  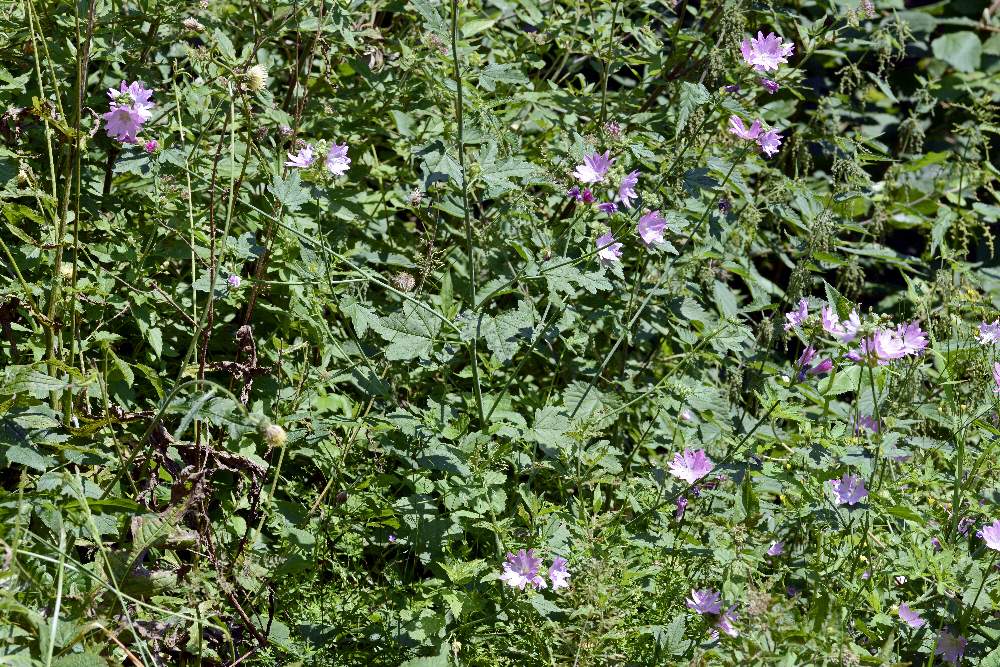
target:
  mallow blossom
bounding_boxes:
[499,549,547,590]
[717,607,739,637]
[598,202,618,214]
[285,144,316,168]
[729,116,761,141]
[686,589,722,615]
[993,362,1000,393]
[767,541,784,556]
[325,142,351,175]
[618,170,639,208]
[572,150,613,184]
[934,631,967,665]
[669,449,714,484]
[977,319,1000,344]
[757,129,783,157]
[740,31,795,72]
[821,306,861,342]
[637,210,667,247]
[830,473,868,505]
[548,557,571,590]
[760,78,780,94]
[102,80,155,144]
[897,604,925,629]
[596,231,622,263]
[784,298,808,330]
[982,519,1000,550]
[854,415,880,434]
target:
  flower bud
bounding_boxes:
[263,423,286,447]
[245,65,269,92]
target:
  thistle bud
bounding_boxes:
[262,423,286,447]
[245,65,269,92]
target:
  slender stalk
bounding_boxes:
[451,0,485,425]
[599,0,622,124]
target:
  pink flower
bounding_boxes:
[898,604,925,628]
[668,448,714,484]
[572,150,613,184]
[717,606,739,637]
[830,473,868,505]
[896,321,928,355]
[144,139,159,153]
[993,362,1000,393]
[637,210,667,247]
[767,541,784,556]
[548,557,571,590]
[226,274,241,289]
[596,231,622,263]
[982,519,1000,550]
[808,358,833,375]
[760,78,780,94]
[618,170,639,208]
[729,115,761,141]
[102,80,154,144]
[978,319,1000,344]
[934,631,967,665]
[821,305,845,337]
[499,549,547,590]
[757,129,783,157]
[783,298,808,331]
[598,201,618,214]
[740,31,795,73]
[841,309,861,342]
[325,142,350,175]
[797,346,817,369]
[849,329,905,365]
[686,589,722,615]
[854,415,880,434]
[285,144,316,168]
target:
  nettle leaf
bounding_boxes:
[410,0,448,39]
[527,406,573,453]
[478,63,528,92]
[458,301,534,363]
[676,82,710,136]
[477,143,538,196]
[931,31,981,72]
[2,444,56,471]
[51,653,110,667]
[376,302,443,361]
[268,171,310,212]
[340,295,380,337]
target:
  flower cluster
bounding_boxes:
[102,80,154,144]
[499,549,570,591]
[286,140,351,176]
[686,588,739,637]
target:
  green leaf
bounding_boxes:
[478,63,528,92]
[376,302,443,361]
[268,171,311,212]
[676,82,710,136]
[51,653,109,667]
[931,31,981,72]
[2,444,56,471]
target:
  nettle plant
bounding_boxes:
[1,0,999,665]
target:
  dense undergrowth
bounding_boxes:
[2,0,1000,665]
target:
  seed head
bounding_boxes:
[245,65,269,92]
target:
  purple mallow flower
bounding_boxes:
[934,631,967,665]
[103,80,155,144]
[227,274,241,288]
[668,448,714,484]
[767,541,784,556]
[686,589,722,615]
[618,170,639,208]
[675,496,688,520]
[499,549,547,590]
[598,201,618,215]
[548,557,571,590]
[830,473,868,505]
[740,31,795,73]
[724,84,741,93]
[717,606,739,637]
[760,78,780,94]
[144,139,159,153]
[896,321,928,355]
[757,129,783,157]
[285,144,316,168]
[977,319,1000,344]
[854,415,880,434]
[325,142,350,175]
[572,150,613,184]
[783,298,808,331]
[729,115,761,141]
[637,210,667,247]
[993,362,1000,393]
[898,604,925,628]
[982,519,1000,550]
[596,231,622,263]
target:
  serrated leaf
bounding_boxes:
[676,82,710,136]
[376,302,443,361]
[51,652,110,667]
[267,171,310,212]
[478,63,528,92]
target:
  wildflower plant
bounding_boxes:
[0,0,999,665]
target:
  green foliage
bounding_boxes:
[1,0,999,665]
